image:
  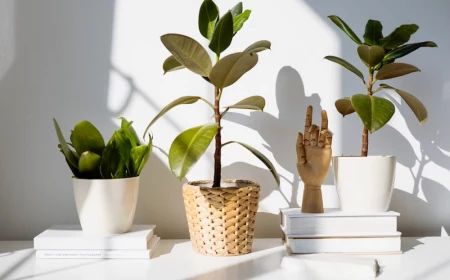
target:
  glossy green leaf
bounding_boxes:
[324,56,365,83]
[78,151,101,177]
[376,63,420,80]
[169,123,218,180]
[119,117,140,147]
[363,19,383,45]
[143,96,211,137]
[357,45,385,67]
[100,140,121,179]
[161,34,212,77]
[163,56,185,74]
[380,84,427,124]
[231,2,242,17]
[225,96,265,111]
[233,10,251,33]
[383,41,438,62]
[198,0,219,40]
[210,52,258,88]
[380,24,419,49]
[130,136,153,176]
[53,118,78,169]
[71,120,105,156]
[114,130,132,171]
[209,11,234,56]
[222,141,280,186]
[351,94,395,133]
[335,98,355,117]
[243,40,271,53]
[328,15,362,45]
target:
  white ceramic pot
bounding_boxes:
[73,177,139,235]
[332,156,396,212]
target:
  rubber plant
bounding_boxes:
[53,117,152,179]
[324,16,437,156]
[144,0,279,187]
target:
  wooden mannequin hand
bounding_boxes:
[296,106,333,213]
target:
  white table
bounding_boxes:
[0,237,449,280]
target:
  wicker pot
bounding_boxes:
[182,179,260,256]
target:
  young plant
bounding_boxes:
[325,16,437,156]
[144,0,279,187]
[53,117,152,179]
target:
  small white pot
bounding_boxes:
[73,177,139,235]
[332,156,396,212]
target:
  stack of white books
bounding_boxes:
[281,208,401,254]
[34,225,159,259]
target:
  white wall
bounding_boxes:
[0,0,448,239]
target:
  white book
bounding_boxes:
[34,225,155,250]
[284,232,401,254]
[281,208,399,235]
[36,236,160,259]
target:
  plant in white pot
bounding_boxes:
[324,16,437,212]
[53,117,152,234]
[144,0,279,256]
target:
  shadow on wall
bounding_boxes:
[305,0,450,236]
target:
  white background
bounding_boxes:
[0,0,449,239]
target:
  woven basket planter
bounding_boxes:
[182,179,260,256]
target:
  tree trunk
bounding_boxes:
[213,86,222,187]
[361,72,374,157]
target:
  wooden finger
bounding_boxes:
[304,105,313,136]
[318,131,325,148]
[296,133,306,164]
[321,110,328,132]
[311,125,319,146]
[324,131,333,149]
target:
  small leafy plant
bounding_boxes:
[144,0,279,187]
[53,118,152,179]
[324,16,437,156]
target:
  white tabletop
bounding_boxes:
[0,237,449,280]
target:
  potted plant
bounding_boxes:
[324,16,437,212]
[53,117,152,234]
[144,0,279,256]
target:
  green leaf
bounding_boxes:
[335,98,355,117]
[169,123,218,180]
[210,52,258,89]
[119,117,140,147]
[328,15,362,45]
[130,136,153,176]
[380,24,419,49]
[380,84,427,124]
[363,19,383,45]
[233,10,251,33]
[114,160,127,178]
[114,130,132,171]
[243,40,271,53]
[376,63,420,80]
[357,45,385,67]
[222,141,280,186]
[225,96,265,111]
[71,120,105,156]
[231,2,242,17]
[78,151,101,178]
[324,56,365,83]
[383,41,438,62]
[351,94,395,133]
[163,56,185,74]
[100,140,121,179]
[161,34,212,77]
[198,0,219,40]
[53,118,78,169]
[143,96,210,137]
[209,11,234,56]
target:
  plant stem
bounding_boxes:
[361,70,374,157]
[213,54,221,187]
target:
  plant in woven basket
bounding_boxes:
[324,16,437,156]
[144,0,280,187]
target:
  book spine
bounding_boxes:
[36,250,151,259]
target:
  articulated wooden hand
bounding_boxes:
[296,106,333,213]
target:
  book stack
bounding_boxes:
[34,225,159,259]
[281,208,401,254]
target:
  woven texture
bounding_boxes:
[182,179,260,256]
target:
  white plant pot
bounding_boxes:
[73,177,139,235]
[332,156,396,212]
